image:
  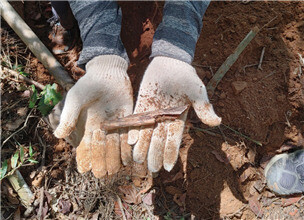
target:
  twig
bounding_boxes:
[37,133,46,168]
[243,63,259,74]
[284,112,291,127]
[223,204,247,218]
[1,99,22,113]
[116,195,127,220]
[7,170,34,208]
[37,186,44,220]
[101,105,189,131]
[260,16,278,31]
[2,108,34,146]
[193,127,235,143]
[258,47,265,70]
[207,27,259,97]
[2,66,45,90]
[222,124,262,146]
[261,71,275,80]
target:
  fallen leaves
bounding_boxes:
[281,196,302,207]
[118,185,141,205]
[58,199,72,214]
[248,196,263,218]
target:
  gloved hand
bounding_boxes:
[54,55,133,178]
[128,56,221,173]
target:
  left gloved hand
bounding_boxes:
[128,56,221,173]
[53,55,133,178]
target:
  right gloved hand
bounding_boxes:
[53,55,133,178]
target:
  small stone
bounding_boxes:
[231,81,248,94]
[276,95,286,102]
[219,92,227,99]
[210,48,218,55]
[17,107,28,117]
[253,77,258,81]
[248,16,257,24]
[21,90,31,98]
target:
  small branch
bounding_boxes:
[7,170,34,208]
[116,195,127,220]
[258,47,265,70]
[260,16,278,31]
[2,66,45,90]
[37,187,44,220]
[101,105,189,131]
[243,63,259,74]
[2,108,34,146]
[222,124,262,146]
[37,134,46,168]
[207,27,259,97]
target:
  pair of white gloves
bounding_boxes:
[54,55,221,178]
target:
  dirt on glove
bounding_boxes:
[2,1,304,219]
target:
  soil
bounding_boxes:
[1,1,304,219]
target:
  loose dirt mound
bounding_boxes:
[1,1,303,219]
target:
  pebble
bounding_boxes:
[248,16,257,24]
[276,94,286,102]
[231,81,248,94]
[210,48,218,55]
[219,92,227,99]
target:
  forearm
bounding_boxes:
[68,1,129,69]
[151,0,210,64]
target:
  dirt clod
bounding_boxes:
[231,81,248,94]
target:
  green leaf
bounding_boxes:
[11,151,19,168]
[20,146,25,163]
[13,64,24,72]
[0,160,8,180]
[29,85,38,108]
[37,83,62,116]
[19,71,29,77]
[29,145,33,157]
[28,159,38,164]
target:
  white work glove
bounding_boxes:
[128,56,221,173]
[54,55,133,178]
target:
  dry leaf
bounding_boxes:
[249,196,263,218]
[211,150,229,164]
[281,196,302,207]
[114,201,132,220]
[142,192,154,206]
[119,185,141,204]
[59,199,71,214]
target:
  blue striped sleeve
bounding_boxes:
[151,1,210,64]
[68,1,129,69]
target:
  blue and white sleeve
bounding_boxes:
[151,1,210,64]
[68,1,129,69]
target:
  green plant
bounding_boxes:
[0,145,38,181]
[29,83,62,116]
[12,64,29,77]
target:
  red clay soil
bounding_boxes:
[5,1,304,219]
